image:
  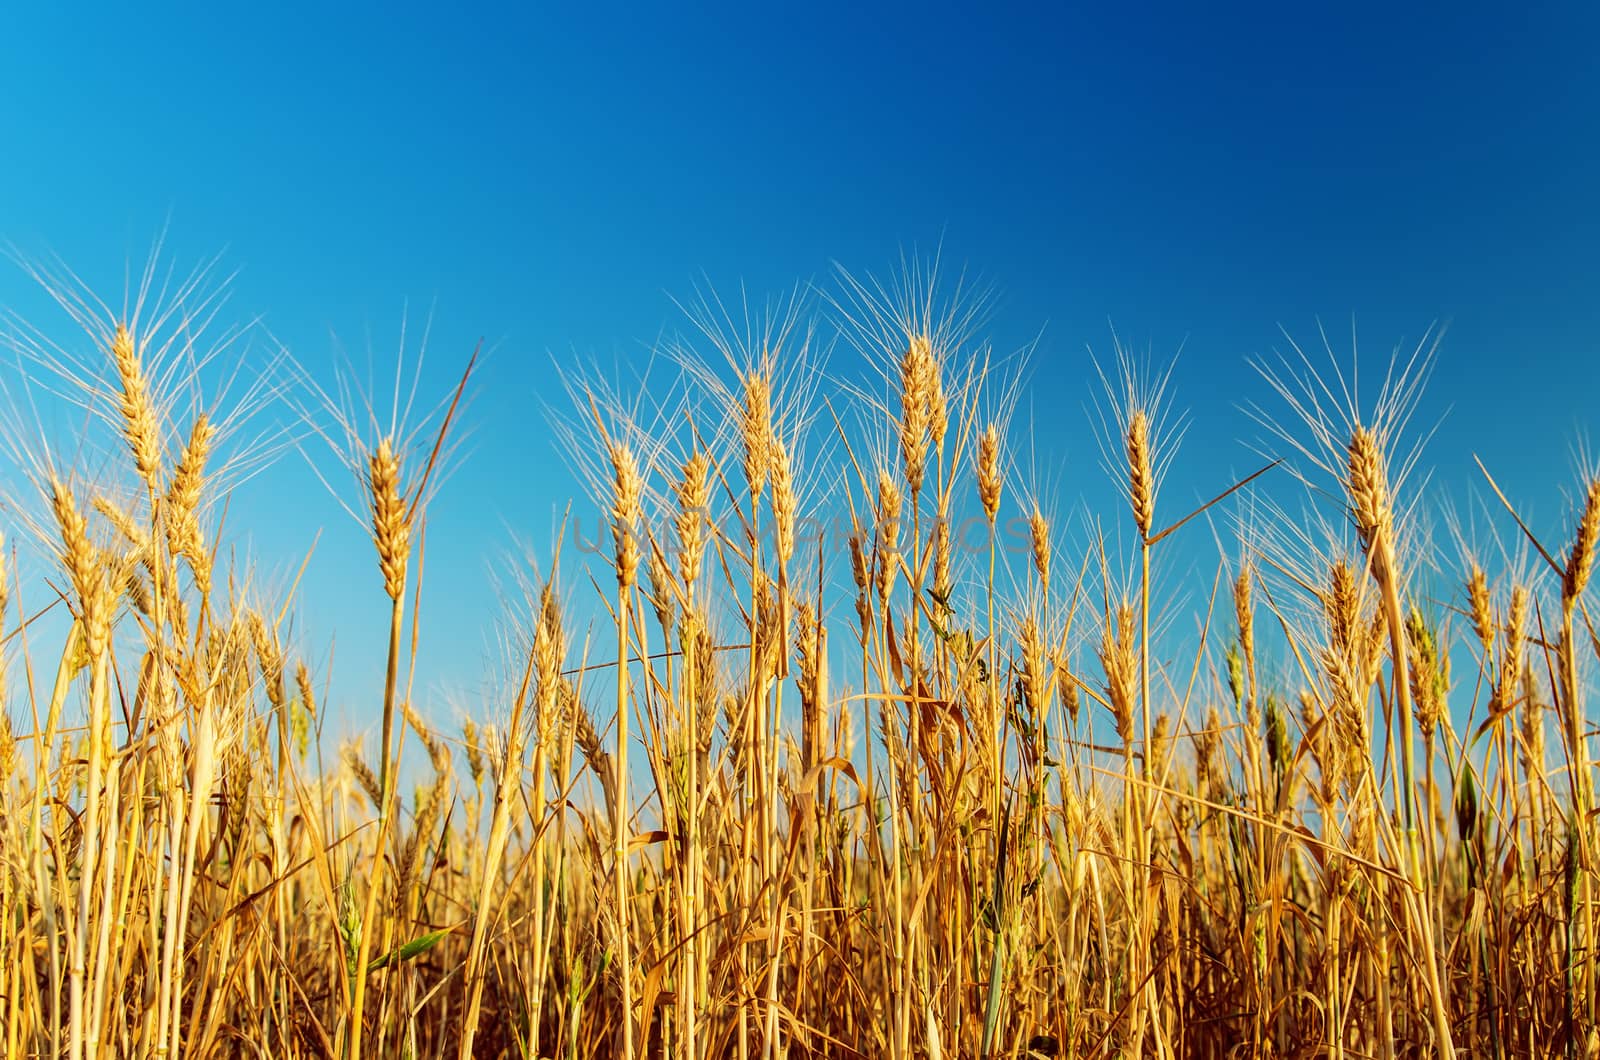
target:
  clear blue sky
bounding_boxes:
[2,3,1598,732]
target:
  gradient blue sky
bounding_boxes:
[2,4,1598,730]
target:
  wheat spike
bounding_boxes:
[1345,426,1392,555]
[572,701,617,821]
[740,370,774,499]
[369,437,410,601]
[1405,607,1445,740]
[646,538,676,639]
[608,441,643,589]
[1495,585,1529,717]
[535,582,565,736]
[674,451,712,593]
[1059,665,1081,727]
[773,438,797,567]
[51,477,111,657]
[977,423,1002,524]
[463,718,486,788]
[874,472,901,604]
[1020,610,1048,722]
[899,335,935,495]
[1563,475,1600,605]
[110,323,163,487]
[1029,506,1051,592]
[1100,603,1138,748]
[1127,409,1154,538]
[931,514,952,604]
[166,413,216,589]
[1468,563,1494,657]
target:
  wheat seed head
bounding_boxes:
[1345,425,1393,554]
[1059,665,1082,727]
[932,512,953,603]
[674,450,713,593]
[1029,504,1051,590]
[1251,322,1441,573]
[646,535,677,638]
[110,322,165,488]
[1233,562,1255,657]
[1468,561,1494,657]
[1020,607,1048,721]
[1100,601,1138,748]
[1127,409,1154,537]
[977,423,1002,524]
[1404,606,1445,739]
[1563,475,1600,605]
[50,475,112,657]
[609,440,643,589]
[898,334,935,495]
[534,581,565,720]
[740,368,775,499]
[166,412,217,585]
[1498,584,1529,711]
[369,436,410,601]
[1091,333,1184,544]
[772,436,798,567]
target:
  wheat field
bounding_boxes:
[0,257,1594,1059]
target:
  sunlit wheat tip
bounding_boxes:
[674,451,712,592]
[928,352,948,450]
[51,476,111,656]
[740,370,774,499]
[93,495,149,556]
[1324,559,1360,660]
[899,334,934,494]
[773,437,797,567]
[1233,566,1254,657]
[847,529,868,593]
[1127,409,1154,537]
[1149,713,1173,774]
[122,565,153,617]
[1020,610,1047,719]
[609,441,643,589]
[977,423,1002,523]
[1029,506,1051,590]
[463,718,486,787]
[1495,585,1529,716]
[1467,562,1494,657]
[1197,705,1221,796]
[368,437,410,601]
[1345,426,1391,553]
[647,539,676,638]
[572,702,617,820]
[110,322,164,487]
[932,514,952,603]
[295,659,318,722]
[166,413,216,571]
[249,612,285,712]
[1404,607,1446,739]
[1100,603,1137,748]
[876,471,902,554]
[1059,665,1081,726]
[755,572,786,678]
[1361,606,1388,690]
[1562,475,1600,605]
[343,745,383,809]
[795,600,822,725]
[874,472,901,602]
